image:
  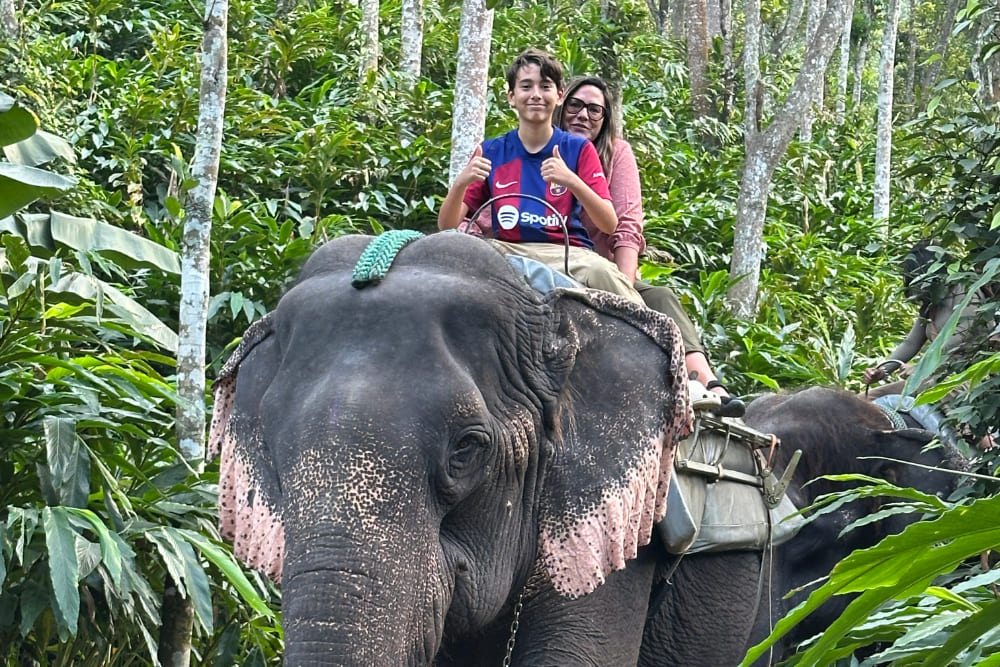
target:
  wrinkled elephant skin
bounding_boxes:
[209,232,693,665]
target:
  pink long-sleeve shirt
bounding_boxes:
[580,139,646,261]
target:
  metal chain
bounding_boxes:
[502,586,526,667]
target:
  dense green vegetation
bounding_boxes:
[1,0,997,663]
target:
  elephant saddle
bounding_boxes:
[659,382,805,554]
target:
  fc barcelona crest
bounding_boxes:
[548,182,568,197]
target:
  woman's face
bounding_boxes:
[562,84,606,142]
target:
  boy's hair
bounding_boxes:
[506,48,565,92]
[556,76,620,172]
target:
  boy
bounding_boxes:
[437,48,642,303]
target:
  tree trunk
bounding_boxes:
[644,0,670,36]
[719,0,736,121]
[799,0,827,142]
[687,0,711,120]
[0,0,17,39]
[919,0,961,105]
[728,0,850,316]
[359,0,379,78]
[400,0,423,80]
[852,0,874,109]
[971,7,1000,107]
[671,0,685,40]
[706,0,722,37]
[770,0,805,60]
[873,0,900,228]
[448,0,494,184]
[834,0,853,124]
[902,0,917,114]
[157,580,194,667]
[275,0,297,18]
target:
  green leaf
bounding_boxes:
[48,271,179,351]
[43,506,80,637]
[742,495,1000,665]
[178,529,277,621]
[0,163,76,218]
[922,597,1000,667]
[65,508,123,588]
[0,93,38,147]
[49,211,181,274]
[4,130,76,168]
[923,585,979,613]
[148,528,214,634]
[44,416,90,508]
[904,259,1000,398]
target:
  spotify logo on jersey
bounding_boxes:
[497,205,519,230]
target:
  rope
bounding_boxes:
[874,402,908,430]
[351,230,424,289]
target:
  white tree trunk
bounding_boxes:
[729,0,850,316]
[177,0,227,465]
[770,0,805,60]
[360,0,379,78]
[799,0,827,142]
[448,0,493,184]
[873,0,901,227]
[852,30,869,108]
[971,8,1000,107]
[835,0,853,123]
[170,7,228,662]
[400,0,423,80]
[0,0,17,39]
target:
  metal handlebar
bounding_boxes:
[466,193,572,277]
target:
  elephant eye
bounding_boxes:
[449,428,490,474]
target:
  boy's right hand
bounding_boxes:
[457,144,491,187]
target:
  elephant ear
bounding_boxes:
[208,313,285,582]
[536,288,692,599]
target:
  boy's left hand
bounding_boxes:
[541,145,576,187]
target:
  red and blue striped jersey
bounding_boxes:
[463,127,611,249]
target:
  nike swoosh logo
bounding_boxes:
[496,181,518,189]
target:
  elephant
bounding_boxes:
[210,231,965,665]
[208,231,695,665]
[639,386,967,667]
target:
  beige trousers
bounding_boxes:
[491,240,643,304]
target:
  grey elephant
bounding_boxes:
[639,386,966,666]
[209,231,694,665]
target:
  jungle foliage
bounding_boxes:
[1,0,998,662]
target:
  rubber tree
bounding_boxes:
[168,0,228,662]
[447,0,494,184]
[873,0,901,228]
[727,0,851,317]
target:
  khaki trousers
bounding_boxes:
[491,240,643,304]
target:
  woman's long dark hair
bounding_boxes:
[555,76,620,173]
[902,240,950,317]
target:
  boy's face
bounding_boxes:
[507,63,563,125]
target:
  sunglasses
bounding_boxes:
[564,97,607,121]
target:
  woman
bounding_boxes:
[863,240,994,449]
[556,76,744,417]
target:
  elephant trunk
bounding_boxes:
[282,551,447,665]
[280,446,450,665]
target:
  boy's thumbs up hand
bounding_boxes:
[457,144,492,187]
[542,143,573,187]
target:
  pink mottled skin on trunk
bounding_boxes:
[209,376,285,581]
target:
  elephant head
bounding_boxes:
[209,232,692,665]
